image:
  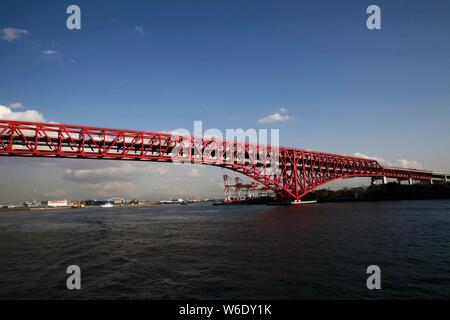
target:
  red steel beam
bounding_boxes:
[0,120,434,201]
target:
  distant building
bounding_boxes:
[128,199,143,205]
[41,200,71,207]
[85,198,125,207]
[85,199,105,206]
[111,198,125,206]
[23,201,39,208]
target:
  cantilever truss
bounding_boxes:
[0,120,433,201]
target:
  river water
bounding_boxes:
[0,200,449,299]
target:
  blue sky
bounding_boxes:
[0,0,449,202]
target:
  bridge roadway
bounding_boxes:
[0,120,448,202]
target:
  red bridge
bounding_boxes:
[0,120,447,202]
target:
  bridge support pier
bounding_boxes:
[371,176,387,185]
[397,178,413,185]
[291,200,318,205]
[430,173,449,184]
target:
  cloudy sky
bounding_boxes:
[0,0,449,203]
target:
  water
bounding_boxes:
[0,200,449,299]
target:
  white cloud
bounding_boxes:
[8,102,23,109]
[1,27,29,42]
[64,165,137,183]
[258,112,291,124]
[395,159,423,170]
[353,152,423,169]
[353,152,386,164]
[186,167,200,177]
[62,162,173,198]
[42,49,58,55]
[280,107,288,113]
[85,181,139,198]
[0,104,46,122]
[43,190,68,198]
[41,49,61,61]
[133,26,144,35]
[63,163,169,184]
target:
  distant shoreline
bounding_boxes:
[304,182,450,203]
[2,186,450,212]
[0,202,216,213]
[0,203,161,213]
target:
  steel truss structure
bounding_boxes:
[0,120,434,201]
